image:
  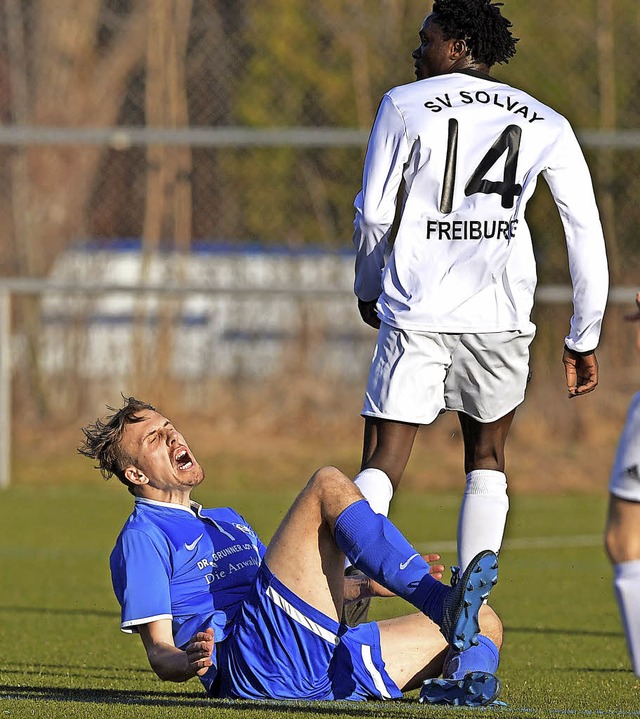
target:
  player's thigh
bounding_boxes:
[264,466,361,620]
[605,494,640,562]
[220,568,405,701]
[445,327,535,422]
[378,613,448,692]
[363,324,456,424]
[218,563,340,700]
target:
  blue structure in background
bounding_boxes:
[41,240,371,381]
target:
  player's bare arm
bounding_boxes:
[138,620,214,681]
[563,347,599,398]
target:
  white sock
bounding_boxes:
[346,468,394,571]
[613,559,640,676]
[457,470,509,572]
[354,467,393,516]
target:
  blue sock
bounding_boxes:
[443,634,500,679]
[333,499,449,625]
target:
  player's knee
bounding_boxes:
[605,523,621,563]
[462,415,511,471]
[465,435,506,472]
[605,523,640,564]
[479,604,503,649]
[308,465,352,497]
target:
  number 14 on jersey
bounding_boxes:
[440,119,523,214]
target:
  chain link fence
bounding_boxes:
[0,0,638,448]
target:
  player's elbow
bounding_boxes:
[358,215,391,238]
[151,665,175,682]
[150,663,192,683]
[146,650,193,683]
[356,202,393,238]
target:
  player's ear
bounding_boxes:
[124,466,149,485]
[450,38,468,61]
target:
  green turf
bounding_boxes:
[0,482,638,719]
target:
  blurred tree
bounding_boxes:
[143,0,193,256]
[88,0,252,243]
[4,0,148,276]
[223,0,422,246]
[132,0,193,401]
[507,0,640,285]
[2,0,148,417]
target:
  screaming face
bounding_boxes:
[120,410,205,497]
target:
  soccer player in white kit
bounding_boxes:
[350,0,609,620]
[605,292,640,678]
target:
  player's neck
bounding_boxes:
[448,58,491,78]
[135,484,193,507]
[454,67,494,81]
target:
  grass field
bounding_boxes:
[0,477,638,719]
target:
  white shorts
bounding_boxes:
[362,323,536,424]
[610,393,640,503]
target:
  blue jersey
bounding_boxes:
[110,497,400,701]
[110,498,267,651]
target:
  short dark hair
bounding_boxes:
[78,397,156,491]
[432,0,518,67]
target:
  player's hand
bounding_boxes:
[563,346,599,398]
[425,552,445,581]
[358,298,381,329]
[185,627,214,676]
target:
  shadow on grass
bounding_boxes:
[0,605,118,619]
[0,663,153,682]
[1,685,210,708]
[504,625,623,638]
[564,667,633,673]
[0,684,412,714]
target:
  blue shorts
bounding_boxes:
[214,562,402,701]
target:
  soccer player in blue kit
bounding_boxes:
[79,397,504,706]
[349,0,609,616]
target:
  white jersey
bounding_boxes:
[353,70,609,352]
[610,392,640,502]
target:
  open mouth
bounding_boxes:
[174,447,194,471]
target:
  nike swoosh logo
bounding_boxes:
[184,534,204,551]
[399,553,419,570]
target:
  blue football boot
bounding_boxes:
[419,670,502,707]
[440,549,498,651]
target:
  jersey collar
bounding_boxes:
[134,496,197,515]
[455,68,495,82]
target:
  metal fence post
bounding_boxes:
[0,289,11,488]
